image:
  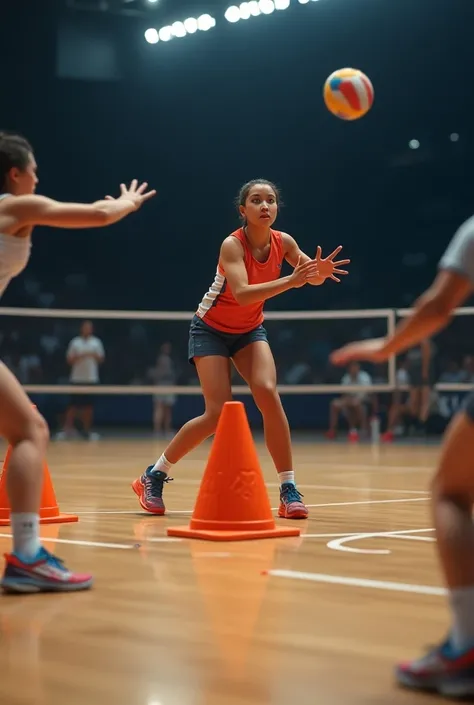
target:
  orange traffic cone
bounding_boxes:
[167,401,301,541]
[0,446,78,526]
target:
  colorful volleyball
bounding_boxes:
[323,68,374,121]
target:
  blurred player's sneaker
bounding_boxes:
[325,430,336,440]
[278,483,308,519]
[395,638,474,697]
[1,547,93,594]
[348,430,359,442]
[381,430,394,443]
[132,466,173,515]
[85,431,100,441]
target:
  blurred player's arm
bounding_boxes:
[331,218,474,365]
[220,237,318,306]
[381,220,474,357]
[380,276,470,357]
[3,180,155,230]
[282,233,350,286]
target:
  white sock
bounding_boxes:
[279,470,295,486]
[11,513,41,561]
[450,586,474,651]
[151,453,173,475]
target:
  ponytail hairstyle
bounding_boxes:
[0,132,33,193]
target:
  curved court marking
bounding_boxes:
[326,528,435,554]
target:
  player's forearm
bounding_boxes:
[234,277,294,306]
[93,199,136,225]
[380,297,450,357]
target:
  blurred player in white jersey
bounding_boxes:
[331,214,474,697]
[0,131,155,593]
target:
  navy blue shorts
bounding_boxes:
[188,315,268,365]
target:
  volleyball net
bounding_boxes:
[2,305,473,431]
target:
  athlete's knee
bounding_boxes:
[251,379,279,410]
[430,412,474,502]
[28,412,50,450]
[203,400,227,431]
[10,409,50,450]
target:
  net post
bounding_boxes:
[387,308,396,389]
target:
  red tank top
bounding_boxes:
[196,228,284,334]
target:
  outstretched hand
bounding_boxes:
[330,337,388,366]
[311,245,350,283]
[105,180,156,210]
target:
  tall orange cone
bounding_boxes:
[0,446,78,526]
[167,401,300,541]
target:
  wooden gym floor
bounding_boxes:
[0,438,450,705]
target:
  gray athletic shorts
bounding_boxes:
[188,315,268,365]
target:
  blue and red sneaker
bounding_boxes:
[278,483,308,519]
[395,638,474,697]
[1,547,93,594]
[132,466,173,515]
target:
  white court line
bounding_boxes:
[306,497,428,509]
[278,483,430,495]
[74,509,193,515]
[267,569,446,597]
[56,474,431,493]
[302,528,434,540]
[0,533,135,550]
[394,534,434,542]
[73,496,428,516]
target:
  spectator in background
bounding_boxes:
[148,342,176,436]
[405,338,434,431]
[460,355,474,383]
[326,361,372,442]
[439,360,465,383]
[56,321,104,441]
[381,359,411,442]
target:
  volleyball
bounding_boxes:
[323,68,374,121]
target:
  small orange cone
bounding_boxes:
[0,446,78,526]
[167,401,301,541]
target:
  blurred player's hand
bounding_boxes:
[330,337,388,365]
[105,180,156,209]
[308,245,350,284]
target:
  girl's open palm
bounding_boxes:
[105,180,156,210]
[314,245,350,282]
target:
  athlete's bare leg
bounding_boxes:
[233,341,308,519]
[131,356,232,515]
[164,356,232,462]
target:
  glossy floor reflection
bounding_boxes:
[0,437,446,705]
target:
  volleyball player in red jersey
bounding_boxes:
[133,179,350,519]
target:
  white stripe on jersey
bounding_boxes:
[196,267,226,318]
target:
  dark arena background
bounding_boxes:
[0,1,473,703]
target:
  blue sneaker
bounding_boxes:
[1,547,93,594]
[132,466,173,515]
[278,483,308,519]
[395,638,474,697]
